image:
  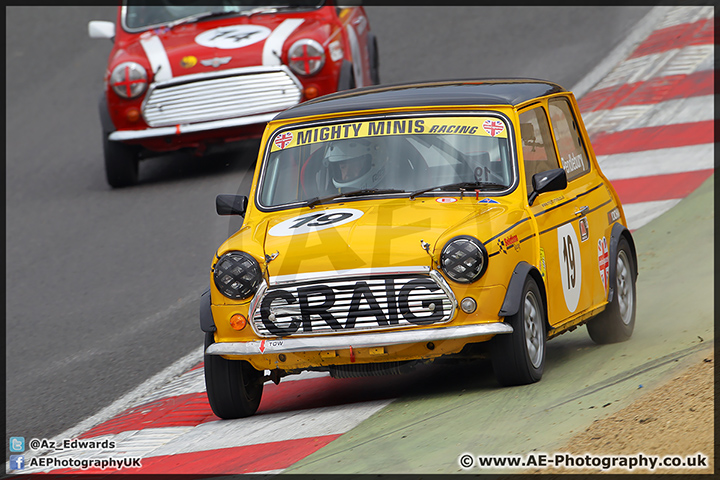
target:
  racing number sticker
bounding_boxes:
[557,223,582,313]
[268,208,364,236]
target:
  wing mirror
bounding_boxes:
[88,20,115,40]
[216,195,248,216]
[528,168,567,206]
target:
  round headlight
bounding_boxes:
[213,252,262,300]
[288,39,325,76]
[440,236,488,284]
[110,62,148,99]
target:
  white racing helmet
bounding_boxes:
[325,138,388,191]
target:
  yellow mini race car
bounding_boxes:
[200,79,638,419]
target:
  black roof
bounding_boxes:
[274,78,566,120]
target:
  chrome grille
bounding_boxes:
[251,273,455,337]
[142,67,302,127]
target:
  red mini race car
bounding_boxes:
[89,1,379,187]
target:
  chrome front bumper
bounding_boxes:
[205,322,513,356]
[108,112,278,141]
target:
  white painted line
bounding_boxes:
[597,143,714,180]
[624,199,682,231]
[571,6,674,98]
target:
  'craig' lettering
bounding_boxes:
[259,277,446,334]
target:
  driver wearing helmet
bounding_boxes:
[324,138,388,193]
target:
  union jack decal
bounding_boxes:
[483,119,505,137]
[274,132,294,149]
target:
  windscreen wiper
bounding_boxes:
[305,189,405,208]
[409,181,507,200]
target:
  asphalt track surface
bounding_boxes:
[6,6,654,450]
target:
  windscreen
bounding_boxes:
[259,115,515,208]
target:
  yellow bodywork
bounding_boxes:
[208,97,628,372]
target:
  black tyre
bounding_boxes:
[587,237,636,344]
[491,276,546,386]
[204,332,264,419]
[368,33,380,85]
[103,136,139,188]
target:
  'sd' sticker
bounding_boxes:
[195,25,271,49]
[436,197,457,204]
[598,237,609,295]
[477,198,500,204]
[608,207,621,225]
[268,208,364,236]
[539,248,547,281]
[498,234,519,254]
[180,56,197,68]
[579,217,589,242]
[274,132,293,150]
[483,119,505,137]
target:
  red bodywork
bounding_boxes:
[102,3,375,155]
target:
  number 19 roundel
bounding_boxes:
[268,208,365,236]
[557,223,582,313]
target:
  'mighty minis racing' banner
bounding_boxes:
[271,116,508,152]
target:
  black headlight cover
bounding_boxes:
[440,236,488,283]
[213,252,262,300]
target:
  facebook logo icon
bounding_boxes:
[10,455,25,470]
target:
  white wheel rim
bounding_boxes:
[523,290,544,368]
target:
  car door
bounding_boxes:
[519,102,595,327]
[547,95,613,310]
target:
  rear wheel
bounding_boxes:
[491,276,546,386]
[204,332,264,419]
[587,237,636,344]
[103,136,139,188]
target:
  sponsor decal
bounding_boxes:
[540,195,565,209]
[180,56,197,68]
[269,116,508,152]
[608,207,621,225]
[497,234,519,254]
[329,40,344,62]
[579,217,589,242]
[260,278,444,335]
[539,248,547,281]
[557,223,582,313]
[477,198,500,204]
[561,151,585,174]
[195,25,271,49]
[268,208,364,236]
[482,119,505,137]
[274,132,293,150]
[200,56,231,68]
[436,197,457,204]
[598,237,609,295]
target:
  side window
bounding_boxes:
[518,106,559,194]
[549,98,590,181]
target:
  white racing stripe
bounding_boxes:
[581,95,714,133]
[623,199,683,231]
[140,35,173,81]
[596,143,714,180]
[263,18,304,66]
[150,400,391,457]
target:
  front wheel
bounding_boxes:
[204,332,264,419]
[587,237,636,344]
[491,276,546,386]
[103,136,139,188]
